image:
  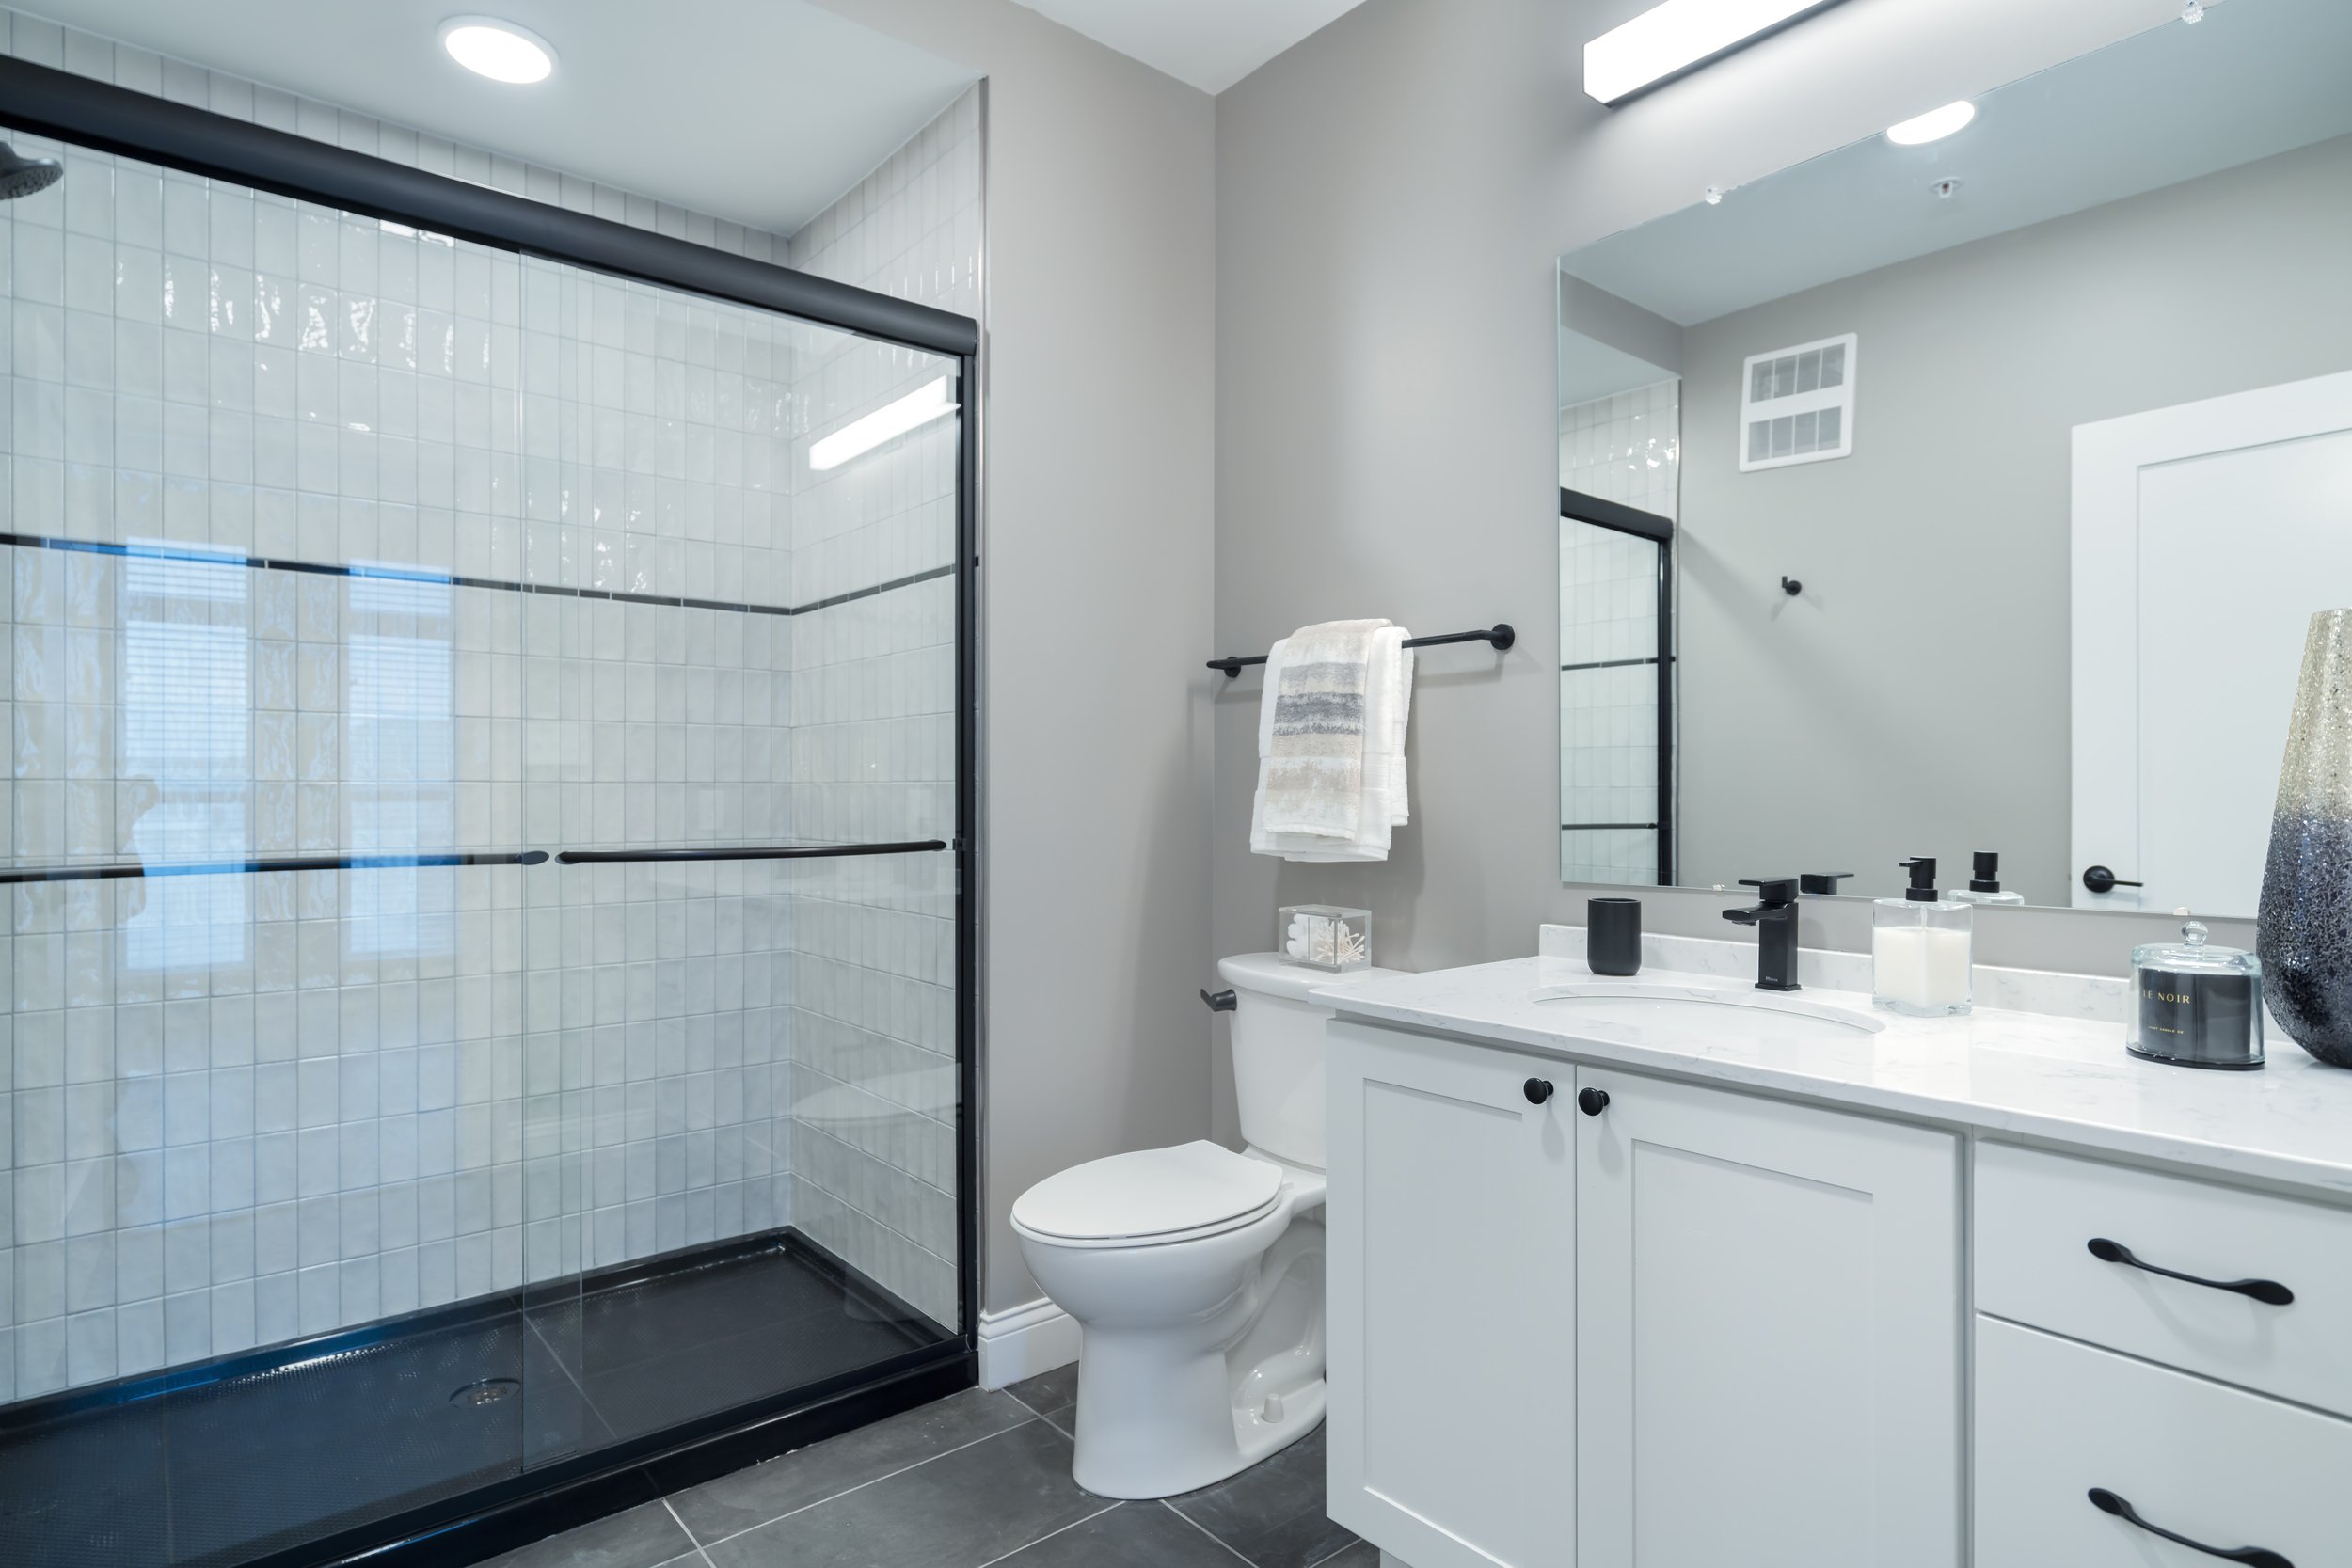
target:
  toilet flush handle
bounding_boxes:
[1200,988,1237,1013]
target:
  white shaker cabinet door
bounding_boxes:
[1325,1020,1577,1568]
[1574,1068,1962,1568]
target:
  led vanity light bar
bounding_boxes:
[1584,0,1847,104]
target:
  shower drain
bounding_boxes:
[449,1377,522,1408]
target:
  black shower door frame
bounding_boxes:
[1559,486,1675,885]
[0,53,984,1567]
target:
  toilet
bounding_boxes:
[1011,952,1394,1499]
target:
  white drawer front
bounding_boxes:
[1975,1141,2352,1415]
[1977,1316,2348,1568]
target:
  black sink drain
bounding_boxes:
[449,1378,522,1408]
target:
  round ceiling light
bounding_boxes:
[1885,101,1976,147]
[440,17,557,84]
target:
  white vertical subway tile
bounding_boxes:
[0,11,977,1374]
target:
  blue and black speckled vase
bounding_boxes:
[2259,609,2352,1068]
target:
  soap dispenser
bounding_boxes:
[1949,850,2026,907]
[1873,857,1973,1016]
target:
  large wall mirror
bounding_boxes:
[1556,0,2352,917]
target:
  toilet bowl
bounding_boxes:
[1010,954,1393,1499]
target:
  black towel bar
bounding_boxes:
[1208,624,1514,677]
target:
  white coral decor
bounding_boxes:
[1284,913,1367,968]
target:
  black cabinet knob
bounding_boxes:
[2081,865,2144,895]
[1578,1087,1610,1117]
[1523,1078,1554,1105]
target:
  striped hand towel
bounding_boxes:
[1253,618,1390,842]
[1253,627,1413,861]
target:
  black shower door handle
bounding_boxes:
[2086,1238,2294,1306]
[2087,1488,2292,1567]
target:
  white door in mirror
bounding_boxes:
[2073,369,2352,913]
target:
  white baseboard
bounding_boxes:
[977,1296,1078,1389]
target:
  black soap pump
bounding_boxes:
[1951,850,2026,907]
[1872,857,1973,1016]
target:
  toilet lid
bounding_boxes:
[1012,1141,1283,1243]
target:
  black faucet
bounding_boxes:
[1722,878,1802,992]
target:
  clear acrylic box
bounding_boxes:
[1278,905,1372,972]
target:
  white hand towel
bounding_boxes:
[1251,626,1414,862]
[1363,626,1413,831]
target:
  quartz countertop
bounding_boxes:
[1315,951,2352,1200]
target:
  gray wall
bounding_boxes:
[1211,0,2218,1144]
[819,0,1216,1313]
[1675,132,2352,908]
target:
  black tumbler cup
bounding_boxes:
[1588,897,1642,976]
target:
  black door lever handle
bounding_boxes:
[2082,865,2145,894]
[2086,1238,2293,1306]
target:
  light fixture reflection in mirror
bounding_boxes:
[1885,100,1976,146]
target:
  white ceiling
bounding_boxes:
[1562,0,2352,327]
[1009,0,1371,93]
[24,0,978,236]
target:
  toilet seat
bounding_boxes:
[1011,1141,1284,1249]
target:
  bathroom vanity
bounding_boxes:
[1317,929,2352,1568]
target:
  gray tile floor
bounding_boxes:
[483,1369,1374,1568]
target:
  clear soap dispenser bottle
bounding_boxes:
[1873,857,1973,1016]
[1948,850,2026,907]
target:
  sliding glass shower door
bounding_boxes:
[1558,488,1674,886]
[518,252,966,1456]
[0,111,973,1568]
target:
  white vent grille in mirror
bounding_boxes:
[1740,332,1857,471]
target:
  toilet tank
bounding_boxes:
[1217,952,1397,1169]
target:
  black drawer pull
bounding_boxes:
[1523,1078,1554,1105]
[2088,1488,2292,1567]
[2086,1238,2294,1306]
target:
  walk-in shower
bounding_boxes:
[0,39,978,1568]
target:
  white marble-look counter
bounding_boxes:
[1313,927,2352,1201]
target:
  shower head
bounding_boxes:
[0,143,63,200]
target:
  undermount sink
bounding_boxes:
[1527,982,1885,1041]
